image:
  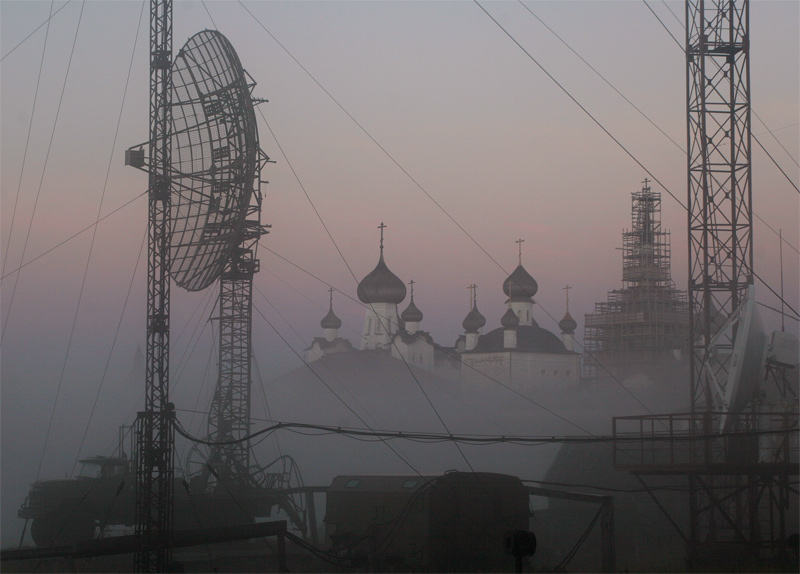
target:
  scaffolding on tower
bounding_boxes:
[584,180,689,384]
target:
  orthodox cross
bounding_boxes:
[408,279,415,300]
[563,284,571,311]
[468,283,477,308]
[515,238,525,265]
[328,286,335,309]
[378,222,386,253]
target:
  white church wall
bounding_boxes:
[461,351,581,392]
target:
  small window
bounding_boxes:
[402,479,419,489]
[554,370,559,376]
[345,479,360,488]
[566,370,571,377]
[540,369,546,376]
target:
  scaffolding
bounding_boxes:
[584,181,689,383]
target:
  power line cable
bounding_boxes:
[173,417,797,448]
[200,0,218,31]
[522,1,800,262]
[753,110,799,168]
[0,190,148,281]
[252,284,404,445]
[519,0,684,153]
[71,223,147,476]
[255,242,640,436]
[25,1,88,482]
[753,132,800,193]
[0,0,72,62]
[2,0,86,342]
[641,0,683,50]
[254,101,493,491]
[642,0,800,190]
[660,0,683,28]
[475,0,799,319]
[244,1,792,498]
[643,1,799,172]
[3,0,55,279]
[251,301,424,477]
[246,0,793,421]
[61,0,146,474]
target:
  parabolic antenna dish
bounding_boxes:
[169,30,259,291]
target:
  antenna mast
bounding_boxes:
[687,0,753,429]
[135,0,174,570]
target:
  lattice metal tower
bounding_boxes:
[207,173,267,486]
[687,0,753,420]
[686,0,768,563]
[613,2,796,567]
[130,0,174,570]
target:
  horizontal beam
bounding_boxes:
[1,520,287,563]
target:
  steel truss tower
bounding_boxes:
[135,0,174,570]
[207,183,268,486]
[614,2,797,568]
[686,0,752,420]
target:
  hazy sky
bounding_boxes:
[1,0,798,548]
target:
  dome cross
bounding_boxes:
[378,222,386,254]
[515,238,525,265]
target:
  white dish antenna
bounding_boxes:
[704,285,768,431]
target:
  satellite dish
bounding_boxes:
[169,30,259,291]
[707,285,768,431]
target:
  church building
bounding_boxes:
[304,225,580,392]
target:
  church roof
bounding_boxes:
[501,307,520,329]
[357,252,406,305]
[503,265,538,302]
[462,305,486,333]
[559,311,577,334]
[401,298,423,323]
[321,307,342,329]
[466,324,569,354]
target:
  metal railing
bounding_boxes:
[613,411,799,472]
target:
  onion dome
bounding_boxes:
[559,311,577,334]
[321,306,342,330]
[503,265,538,301]
[462,305,486,333]
[501,307,520,329]
[401,298,423,323]
[357,252,406,304]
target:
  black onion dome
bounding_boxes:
[559,311,577,334]
[357,253,406,304]
[321,307,342,329]
[462,305,486,333]
[501,307,520,329]
[401,298,423,323]
[503,265,538,301]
